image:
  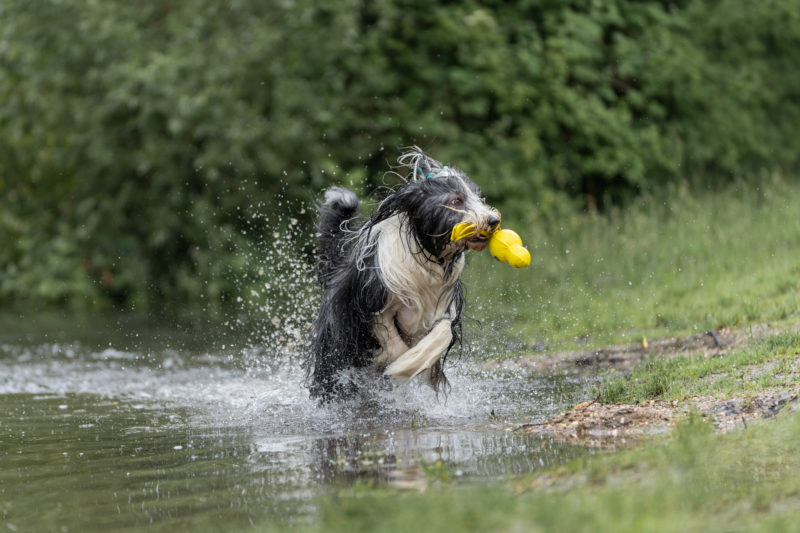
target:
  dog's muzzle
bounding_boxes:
[450,215,501,252]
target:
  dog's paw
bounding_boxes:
[383,320,452,379]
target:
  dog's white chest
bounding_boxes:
[395,291,447,341]
[374,214,464,342]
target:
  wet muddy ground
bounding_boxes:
[515,390,799,448]
[497,323,800,445]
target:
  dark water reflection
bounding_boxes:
[0,313,591,532]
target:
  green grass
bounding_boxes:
[464,175,800,354]
[596,331,800,403]
[301,411,800,533]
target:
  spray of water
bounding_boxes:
[0,188,596,529]
[232,199,318,371]
[0,192,588,437]
[221,199,580,433]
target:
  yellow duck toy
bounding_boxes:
[450,222,531,268]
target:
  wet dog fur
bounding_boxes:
[308,147,500,402]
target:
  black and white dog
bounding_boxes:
[308,147,500,402]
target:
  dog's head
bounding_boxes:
[371,147,501,259]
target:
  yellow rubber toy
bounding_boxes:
[488,229,530,268]
[450,222,479,242]
[450,222,531,268]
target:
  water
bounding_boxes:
[0,312,591,531]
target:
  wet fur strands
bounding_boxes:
[308,147,500,402]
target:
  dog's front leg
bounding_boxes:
[383,319,452,379]
[372,310,410,367]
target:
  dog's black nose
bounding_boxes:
[487,215,500,230]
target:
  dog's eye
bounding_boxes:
[449,196,464,208]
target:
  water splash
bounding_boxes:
[0,200,597,531]
[0,281,589,529]
[234,199,318,372]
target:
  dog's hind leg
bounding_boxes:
[382,319,453,379]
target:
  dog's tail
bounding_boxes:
[316,187,360,286]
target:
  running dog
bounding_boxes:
[308,147,500,402]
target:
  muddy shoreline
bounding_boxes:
[494,322,800,445]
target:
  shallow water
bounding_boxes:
[0,312,591,531]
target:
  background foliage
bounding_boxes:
[1,0,799,308]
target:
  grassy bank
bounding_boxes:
[597,329,800,403]
[304,410,800,533]
[464,174,800,353]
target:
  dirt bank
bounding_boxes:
[515,390,799,447]
[488,328,743,373]
[499,322,800,446]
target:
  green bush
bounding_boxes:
[1,0,799,308]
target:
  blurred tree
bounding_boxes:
[1,0,798,308]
